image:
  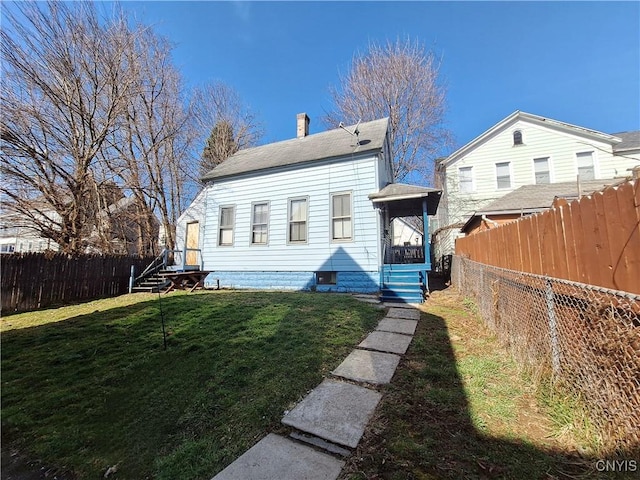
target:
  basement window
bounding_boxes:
[316,271,337,285]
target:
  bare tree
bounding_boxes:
[106,27,193,252]
[191,82,263,179]
[0,1,138,254]
[324,38,452,184]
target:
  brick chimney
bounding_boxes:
[297,113,310,139]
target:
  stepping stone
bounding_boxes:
[282,379,382,448]
[383,302,419,309]
[376,318,418,335]
[289,431,351,457]
[386,307,420,320]
[332,349,401,384]
[212,433,344,480]
[358,331,413,355]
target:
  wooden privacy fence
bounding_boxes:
[1,252,154,314]
[456,179,640,294]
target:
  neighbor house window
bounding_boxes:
[218,205,235,246]
[288,197,308,243]
[513,130,523,145]
[577,151,595,180]
[496,162,512,189]
[331,192,352,241]
[458,166,473,193]
[534,157,550,184]
[251,202,269,245]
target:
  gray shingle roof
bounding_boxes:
[201,117,389,182]
[368,183,442,216]
[368,183,440,201]
[478,179,623,213]
[612,131,640,152]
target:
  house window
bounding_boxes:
[496,162,512,189]
[577,151,595,180]
[218,205,235,246]
[458,166,473,193]
[331,192,352,241]
[316,271,337,285]
[513,130,523,145]
[534,157,550,184]
[288,197,308,243]
[251,202,269,245]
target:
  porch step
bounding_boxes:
[380,290,424,303]
[132,268,173,293]
[380,265,425,303]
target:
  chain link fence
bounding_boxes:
[452,255,640,453]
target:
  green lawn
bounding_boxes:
[340,288,611,480]
[1,291,384,479]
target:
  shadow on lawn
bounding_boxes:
[342,293,638,480]
[1,291,382,480]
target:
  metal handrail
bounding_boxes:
[135,248,168,282]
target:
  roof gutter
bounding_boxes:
[370,192,437,203]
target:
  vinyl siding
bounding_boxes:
[199,154,381,273]
[445,118,631,226]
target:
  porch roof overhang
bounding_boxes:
[368,183,442,217]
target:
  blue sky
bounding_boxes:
[120,1,640,150]
[105,1,640,151]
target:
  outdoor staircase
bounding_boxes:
[131,270,171,293]
[380,264,426,303]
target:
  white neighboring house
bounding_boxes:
[0,212,60,254]
[433,110,640,265]
[0,195,161,256]
[392,217,423,246]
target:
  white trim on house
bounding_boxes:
[218,204,236,247]
[443,111,622,169]
[330,190,354,243]
[287,196,309,245]
[532,156,553,184]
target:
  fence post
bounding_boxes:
[545,278,560,374]
[129,265,135,294]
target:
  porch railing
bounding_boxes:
[385,245,425,264]
[134,248,203,282]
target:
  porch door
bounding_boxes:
[185,221,200,267]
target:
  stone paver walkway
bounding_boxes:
[212,433,344,480]
[282,379,382,448]
[332,348,401,384]
[212,298,420,480]
[376,317,418,335]
[358,330,413,354]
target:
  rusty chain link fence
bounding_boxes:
[452,255,640,453]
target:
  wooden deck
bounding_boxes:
[159,271,211,293]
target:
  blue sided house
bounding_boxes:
[174,114,441,302]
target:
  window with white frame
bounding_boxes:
[251,202,269,245]
[218,205,235,246]
[288,197,308,243]
[458,166,473,193]
[533,157,550,184]
[331,192,352,241]
[495,162,512,189]
[576,151,595,180]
